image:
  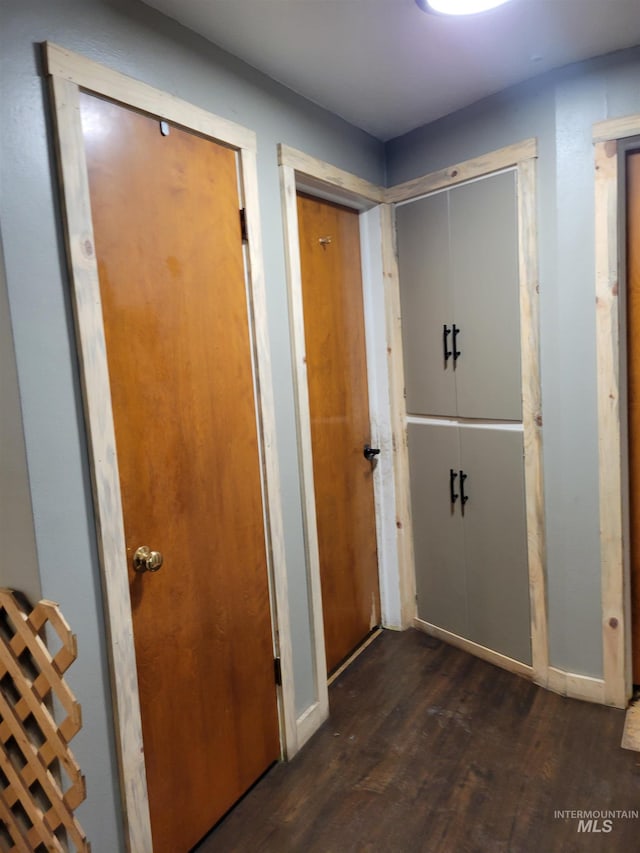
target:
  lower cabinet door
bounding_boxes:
[408,422,467,637]
[459,426,531,664]
[408,421,531,665]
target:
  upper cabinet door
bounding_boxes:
[396,192,456,417]
[450,172,521,420]
[396,170,522,421]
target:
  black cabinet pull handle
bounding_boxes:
[452,324,461,363]
[364,444,381,462]
[460,470,468,505]
[443,324,452,363]
[449,468,458,504]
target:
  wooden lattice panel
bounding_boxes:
[0,589,89,851]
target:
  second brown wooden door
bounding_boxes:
[297,193,381,674]
[79,92,280,852]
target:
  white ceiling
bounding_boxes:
[141,0,640,141]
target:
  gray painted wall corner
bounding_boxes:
[0,231,41,603]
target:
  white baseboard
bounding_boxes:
[413,618,613,708]
[622,703,640,751]
[413,617,533,679]
[295,699,329,753]
[327,628,383,686]
[546,666,606,704]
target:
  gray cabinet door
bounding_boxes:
[459,426,531,664]
[396,192,456,417]
[450,172,522,420]
[408,422,531,665]
[396,172,521,421]
[408,421,466,637]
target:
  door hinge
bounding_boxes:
[274,657,282,686]
[239,208,248,243]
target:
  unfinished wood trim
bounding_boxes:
[47,46,291,851]
[546,667,606,705]
[45,42,255,152]
[622,703,640,751]
[517,156,549,686]
[359,207,404,629]
[327,628,384,686]
[384,138,538,204]
[380,203,417,628]
[414,618,534,680]
[279,163,330,749]
[595,138,628,709]
[48,72,152,853]
[278,144,384,206]
[239,148,298,758]
[594,115,640,144]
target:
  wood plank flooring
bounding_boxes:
[195,629,640,852]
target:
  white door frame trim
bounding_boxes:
[278,144,415,749]
[44,42,296,852]
[593,114,640,709]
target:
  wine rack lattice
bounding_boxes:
[0,589,89,851]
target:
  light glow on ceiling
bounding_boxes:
[419,0,513,15]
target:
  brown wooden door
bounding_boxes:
[628,149,640,685]
[296,193,381,674]
[79,92,280,852]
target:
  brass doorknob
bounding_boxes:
[133,545,163,573]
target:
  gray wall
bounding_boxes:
[0,0,384,848]
[4,0,640,845]
[387,45,640,679]
[0,233,41,603]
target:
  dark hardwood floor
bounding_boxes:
[195,629,640,852]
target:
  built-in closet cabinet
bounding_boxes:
[396,168,532,666]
